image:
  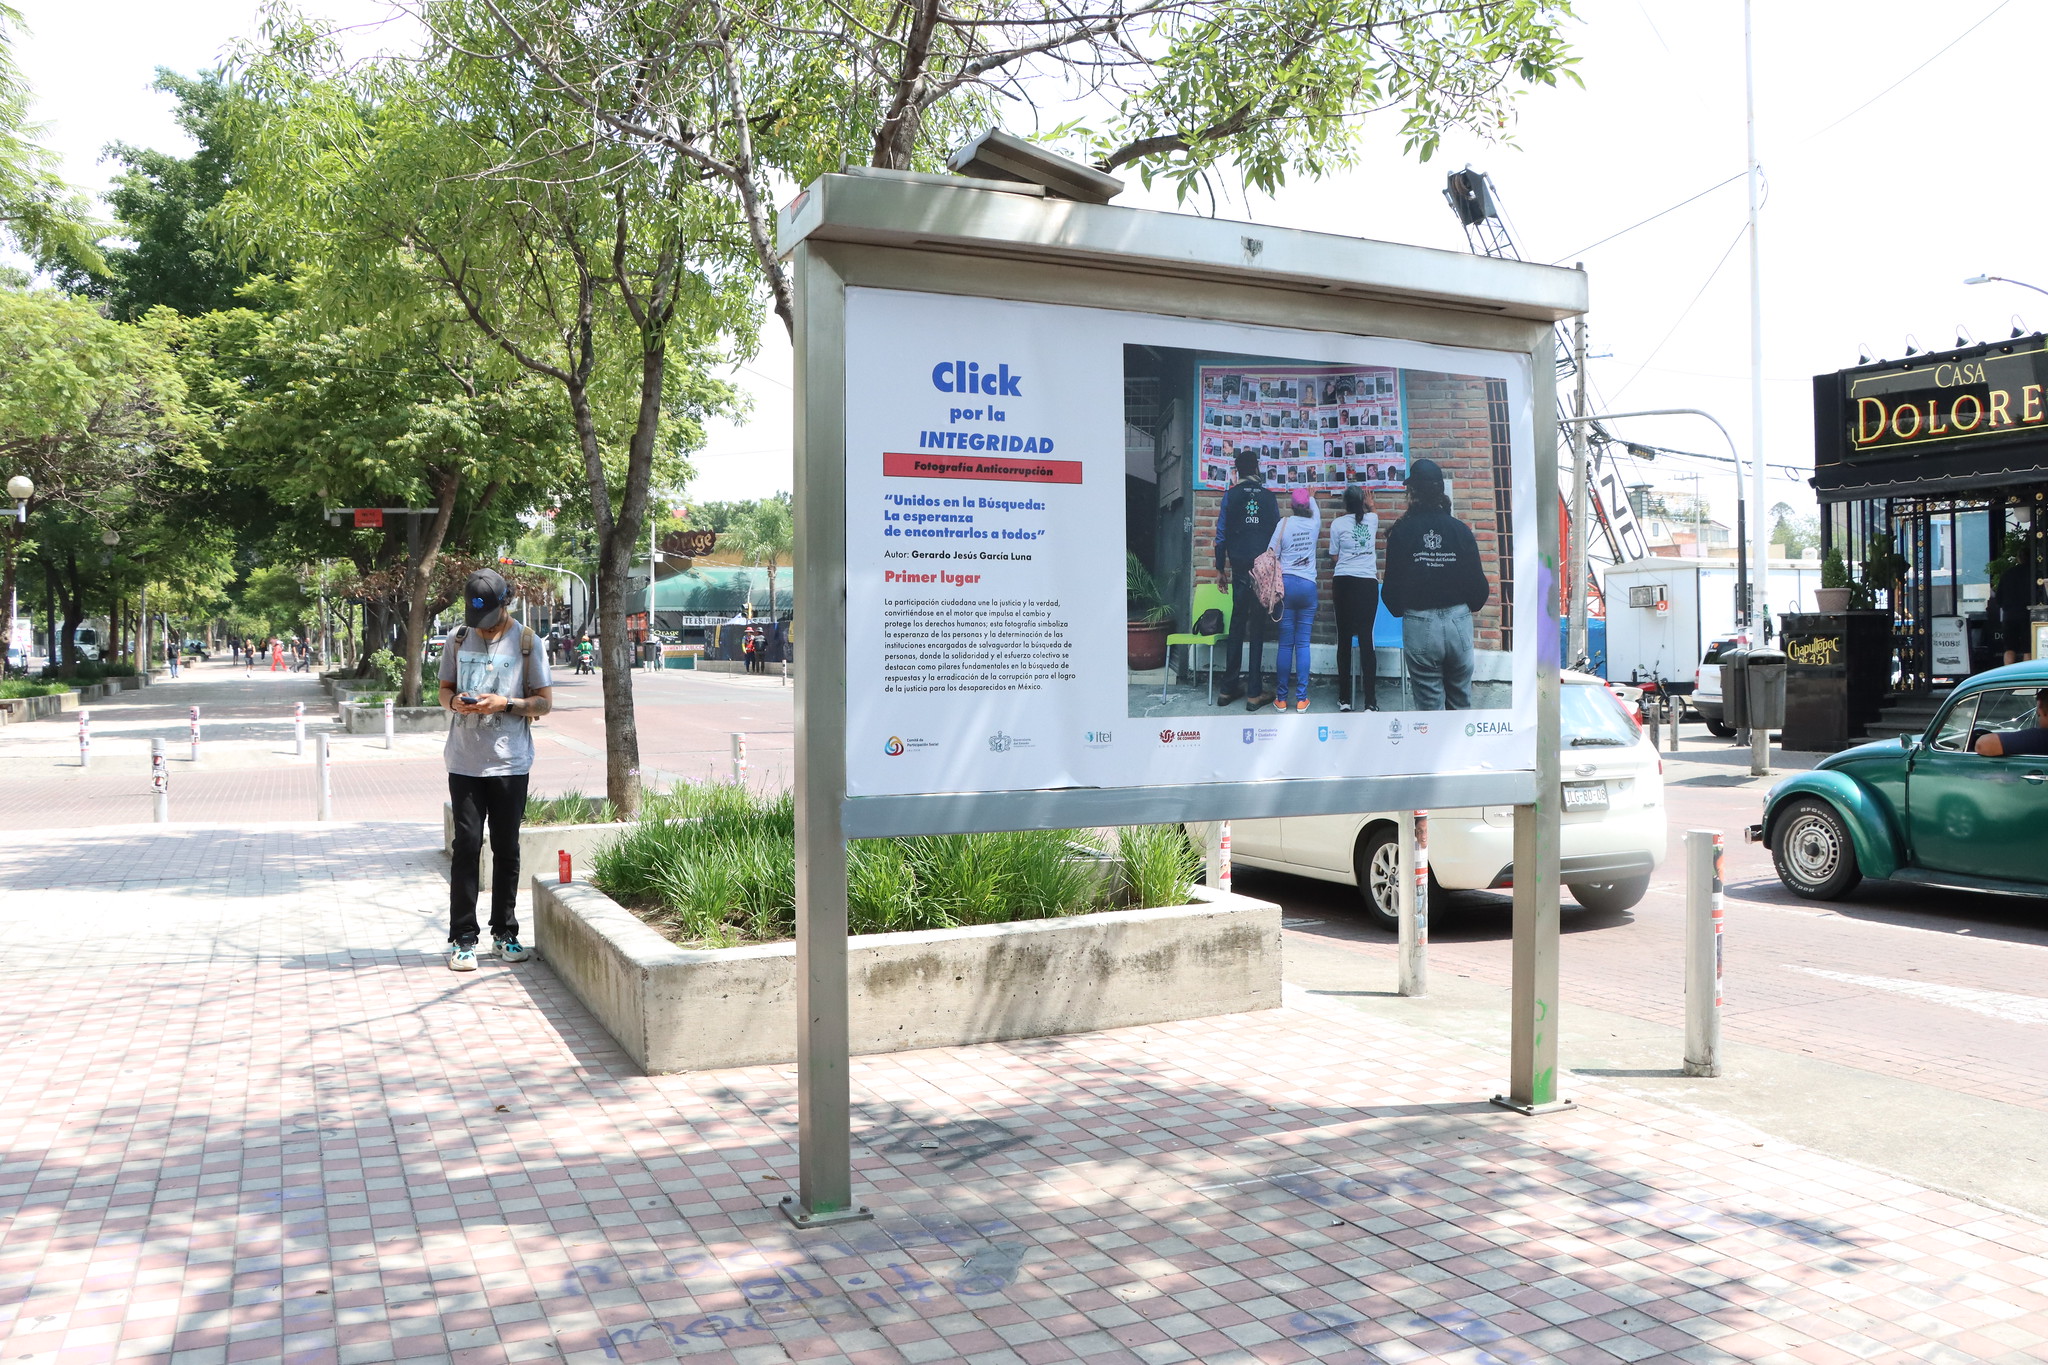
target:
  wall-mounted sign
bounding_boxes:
[1837,342,2048,459]
[663,529,718,558]
[1930,614,1970,676]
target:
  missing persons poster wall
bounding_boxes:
[843,286,1537,799]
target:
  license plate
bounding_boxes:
[1564,781,1609,812]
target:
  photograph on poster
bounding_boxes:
[841,286,1535,801]
[1131,344,1514,722]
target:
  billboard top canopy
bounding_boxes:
[778,168,1587,325]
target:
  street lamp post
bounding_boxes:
[5,475,30,670]
[504,558,592,638]
[1965,274,2048,299]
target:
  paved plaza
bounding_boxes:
[4,820,2048,1365]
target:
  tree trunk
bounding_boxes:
[1,520,19,667]
[56,550,83,678]
[397,471,461,708]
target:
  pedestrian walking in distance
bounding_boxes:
[1381,457,1489,710]
[440,568,554,972]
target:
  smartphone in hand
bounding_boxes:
[458,693,480,706]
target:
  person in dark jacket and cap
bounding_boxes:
[1213,445,1282,709]
[1380,458,1490,710]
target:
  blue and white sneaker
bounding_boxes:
[494,937,532,963]
[448,942,478,972]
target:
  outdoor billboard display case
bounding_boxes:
[779,159,1586,1225]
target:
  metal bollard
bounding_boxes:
[78,708,90,769]
[1645,696,1659,750]
[151,738,169,823]
[1397,812,1429,997]
[383,697,395,750]
[1204,820,1232,892]
[1683,829,1724,1077]
[315,733,332,821]
[1668,695,1679,752]
[189,705,201,764]
[294,701,305,757]
[730,731,747,784]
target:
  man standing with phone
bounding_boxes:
[440,568,553,972]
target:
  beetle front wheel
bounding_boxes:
[1770,797,1863,900]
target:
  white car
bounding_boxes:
[1222,672,1667,929]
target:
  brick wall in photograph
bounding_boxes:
[1186,370,1510,654]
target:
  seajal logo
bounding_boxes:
[1464,720,1515,737]
[884,736,906,756]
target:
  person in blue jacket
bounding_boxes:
[1380,458,1490,710]
[1213,446,1281,709]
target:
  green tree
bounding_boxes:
[40,70,257,318]
[433,0,1580,335]
[160,295,581,704]
[732,494,793,616]
[229,23,745,811]
[1769,500,1818,560]
[0,5,101,271]
[0,290,190,671]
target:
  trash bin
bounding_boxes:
[1719,648,1750,732]
[1745,648,1787,730]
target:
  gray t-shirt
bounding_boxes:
[438,624,552,777]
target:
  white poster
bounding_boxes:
[1930,615,1970,676]
[843,287,1539,799]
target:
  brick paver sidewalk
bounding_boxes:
[3,825,2045,1365]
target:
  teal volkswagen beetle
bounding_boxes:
[1748,661,2048,900]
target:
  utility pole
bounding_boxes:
[1568,300,1590,667]
[1744,0,1769,641]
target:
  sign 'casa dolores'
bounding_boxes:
[1843,341,2048,458]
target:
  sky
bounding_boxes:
[12,0,2043,526]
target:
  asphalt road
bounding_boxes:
[1272,727,2048,1217]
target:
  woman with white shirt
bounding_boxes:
[1264,487,1323,712]
[1327,485,1380,711]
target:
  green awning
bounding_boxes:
[632,565,793,614]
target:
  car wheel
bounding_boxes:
[1354,826,1402,933]
[1770,797,1863,900]
[1706,719,1737,737]
[1567,877,1649,913]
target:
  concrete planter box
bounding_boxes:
[441,802,634,888]
[530,878,1282,1074]
[340,701,449,734]
[0,692,70,723]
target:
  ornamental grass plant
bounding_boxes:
[523,789,618,826]
[0,680,68,699]
[589,779,1203,948]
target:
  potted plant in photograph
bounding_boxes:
[1816,548,1852,613]
[1126,553,1175,670]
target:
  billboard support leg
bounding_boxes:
[1397,813,1427,997]
[1495,801,1572,1115]
[785,240,870,1231]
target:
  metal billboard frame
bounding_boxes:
[784,170,1586,1224]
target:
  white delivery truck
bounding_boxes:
[1601,559,1821,730]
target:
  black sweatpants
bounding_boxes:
[1218,561,1271,696]
[448,772,530,944]
[1334,576,1381,709]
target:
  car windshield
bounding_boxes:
[1564,682,1640,746]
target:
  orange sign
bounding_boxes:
[353,508,384,528]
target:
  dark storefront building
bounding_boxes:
[1812,338,2048,702]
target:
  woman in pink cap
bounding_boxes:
[1264,487,1322,711]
